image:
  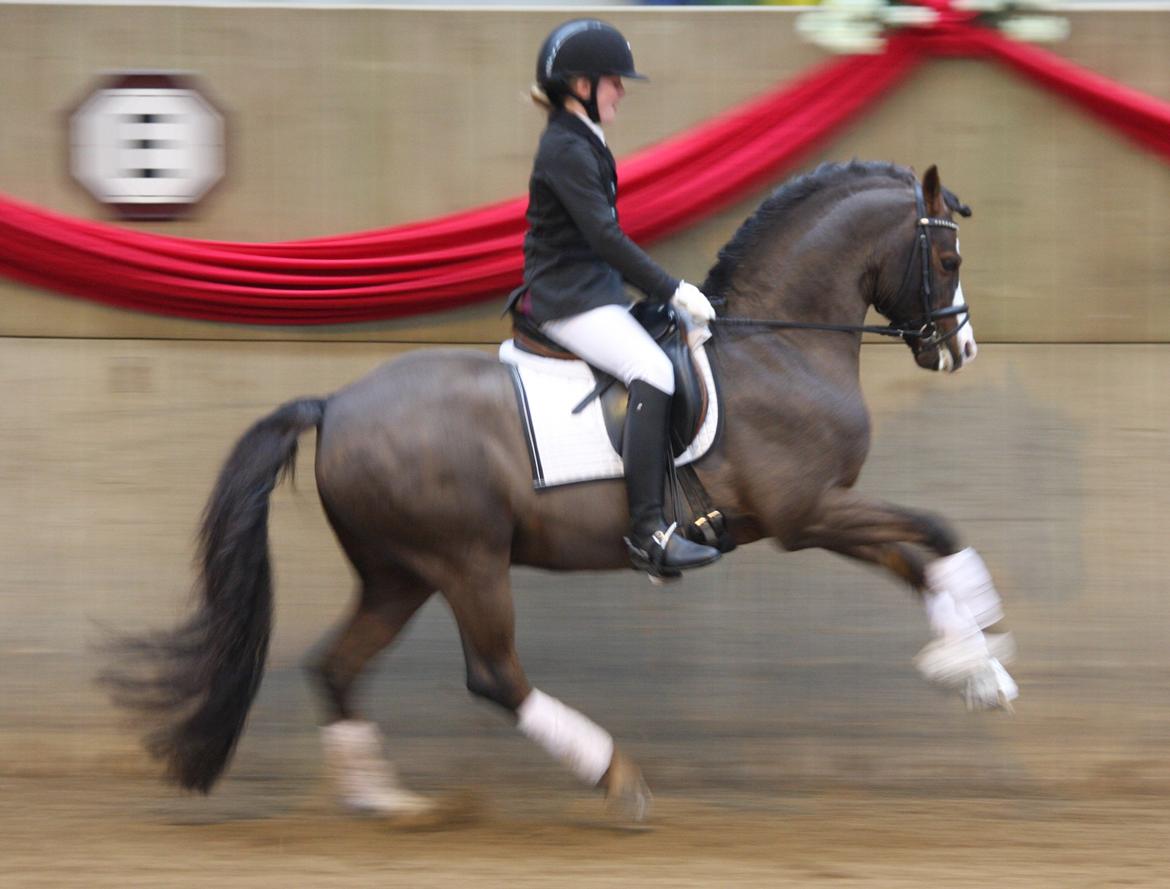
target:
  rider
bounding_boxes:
[521,18,721,577]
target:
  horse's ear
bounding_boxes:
[922,165,944,216]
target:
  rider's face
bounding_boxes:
[569,75,625,126]
[594,75,625,126]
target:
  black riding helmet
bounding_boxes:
[536,19,647,123]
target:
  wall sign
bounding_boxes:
[69,72,225,220]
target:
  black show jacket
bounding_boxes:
[521,109,678,324]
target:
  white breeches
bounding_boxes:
[541,304,675,394]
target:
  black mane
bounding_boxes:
[701,160,917,300]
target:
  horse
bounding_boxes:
[104,161,1017,824]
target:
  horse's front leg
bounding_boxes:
[787,488,1018,711]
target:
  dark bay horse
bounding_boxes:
[106,161,1016,823]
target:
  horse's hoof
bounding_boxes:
[963,657,1019,713]
[352,790,482,830]
[603,749,653,824]
[914,633,990,687]
[985,631,1017,666]
[915,633,1020,712]
[339,788,435,819]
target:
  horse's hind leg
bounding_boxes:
[306,568,435,816]
[790,488,1017,710]
[443,558,652,821]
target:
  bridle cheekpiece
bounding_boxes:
[889,179,968,353]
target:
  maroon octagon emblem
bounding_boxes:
[69,72,226,220]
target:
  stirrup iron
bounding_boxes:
[625,522,681,580]
[626,521,719,580]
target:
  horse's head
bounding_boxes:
[881,165,977,373]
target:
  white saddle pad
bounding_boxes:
[499,335,719,490]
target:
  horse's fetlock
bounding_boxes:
[304,656,356,720]
[464,669,503,708]
[918,512,959,555]
[465,663,525,712]
[303,656,331,689]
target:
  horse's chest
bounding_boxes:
[804,399,871,481]
[747,384,870,482]
[820,395,871,456]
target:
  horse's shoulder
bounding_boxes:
[730,356,870,471]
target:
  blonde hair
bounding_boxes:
[530,83,554,111]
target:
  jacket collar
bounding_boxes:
[573,112,606,146]
[550,108,608,152]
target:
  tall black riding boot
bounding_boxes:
[623,380,721,578]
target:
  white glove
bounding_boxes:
[670,281,716,325]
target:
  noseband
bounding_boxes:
[710,180,970,348]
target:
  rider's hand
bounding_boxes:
[671,281,716,325]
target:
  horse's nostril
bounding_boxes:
[964,341,978,360]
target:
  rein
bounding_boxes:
[709,314,930,340]
[709,180,969,345]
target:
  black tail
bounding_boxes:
[102,397,326,792]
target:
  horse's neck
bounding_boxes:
[712,192,896,397]
[729,203,880,330]
[712,321,863,406]
[732,273,871,334]
[720,258,871,384]
[706,226,875,507]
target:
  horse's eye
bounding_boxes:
[941,254,961,273]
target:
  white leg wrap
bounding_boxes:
[320,720,430,815]
[517,689,614,787]
[964,657,1019,711]
[923,589,981,640]
[914,626,991,686]
[917,552,1018,709]
[925,547,1004,629]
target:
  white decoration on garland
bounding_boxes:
[795,0,1070,55]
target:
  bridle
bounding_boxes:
[710,181,970,350]
[888,179,970,352]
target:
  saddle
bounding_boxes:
[511,300,709,457]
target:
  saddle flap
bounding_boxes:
[598,328,707,457]
[510,301,708,456]
[499,338,719,491]
[631,301,709,456]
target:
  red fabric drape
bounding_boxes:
[0,50,919,325]
[1,8,1168,325]
[975,30,1170,158]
